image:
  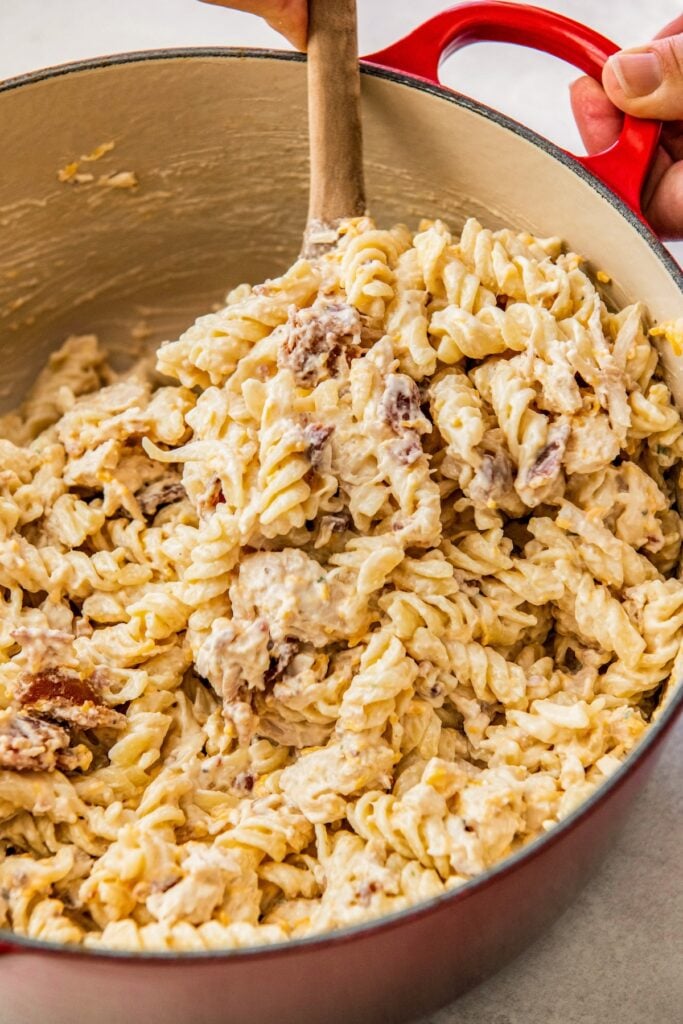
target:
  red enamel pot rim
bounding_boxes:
[0,32,682,963]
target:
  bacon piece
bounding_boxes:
[279,302,362,386]
[526,421,571,489]
[468,451,515,506]
[380,374,430,436]
[264,638,299,687]
[198,476,226,517]
[302,423,334,470]
[233,771,255,793]
[321,512,350,534]
[527,441,563,483]
[390,434,423,466]
[0,711,89,772]
[356,880,380,906]
[380,374,431,467]
[135,475,186,518]
[314,512,351,550]
[17,668,125,730]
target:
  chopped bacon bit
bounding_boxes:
[391,433,423,465]
[526,421,570,487]
[279,302,362,386]
[356,881,379,906]
[0,712,88,772]
[528,441,563,482]
[320,512,349,535]
[135,476,186,518]
[234,771,255,793]
[302,423,334,469]
[264,638,299,686]
[380,374,426,435]
[468,451,515,506]
[17,668,126,730]
[314,511,351,550]
[198,476,226,516]
[18,668,97,707]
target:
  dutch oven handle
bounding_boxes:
[364,0,661,225]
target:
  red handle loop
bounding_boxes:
[364,0,660,223]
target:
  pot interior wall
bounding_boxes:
[0,52,681,408]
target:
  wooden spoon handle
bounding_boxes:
[304,0,366,255]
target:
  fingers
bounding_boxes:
[641,146,672,212]
[654,14,683,40]
[263,0,307,50]
[644,159,683,238]
[200,0,308,50]
[567,76,683,239]
[569,76,622,154]
[660,121,683,162]
[602,32,683,120]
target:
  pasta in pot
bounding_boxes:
[0,215,681,951]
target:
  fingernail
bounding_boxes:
[608,51,663,98]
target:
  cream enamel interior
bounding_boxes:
[0,52,681,412]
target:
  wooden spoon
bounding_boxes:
[303,0,367,257]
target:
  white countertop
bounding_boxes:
[1,3,682,1022]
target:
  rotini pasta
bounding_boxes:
[0,215,681,953]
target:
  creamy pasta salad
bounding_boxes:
[0,216,681,952]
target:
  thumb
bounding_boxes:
[569,75,622,154]
[603,34,683,119]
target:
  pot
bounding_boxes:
[0,4,681,1023]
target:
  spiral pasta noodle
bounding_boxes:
[0,214,681,952]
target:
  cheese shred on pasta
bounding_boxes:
[0,216,681,951]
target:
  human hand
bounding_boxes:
[200,0,308,50]
[570,14,683,239]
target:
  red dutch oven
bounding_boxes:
[0,4,681,1023]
